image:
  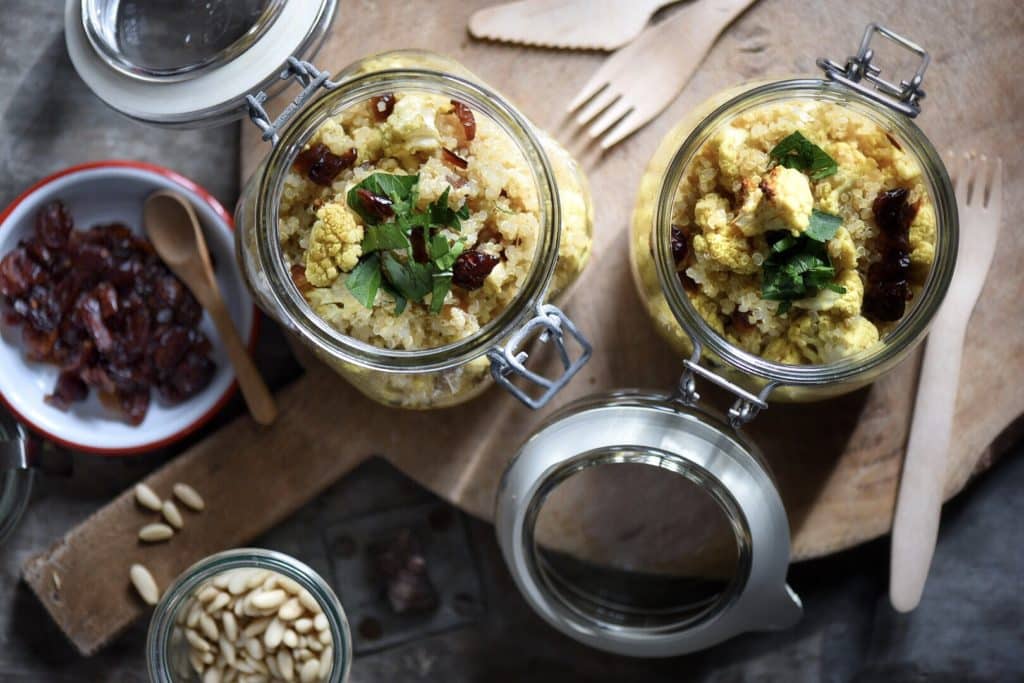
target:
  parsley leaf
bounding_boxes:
[769,131,838,181]
[345,254,382,308]
[428,187,471,231]
[362,223,411,253]
[347,173,418,224]
[430,274,452,313]
[805,209,843,242]
[381,252,433,302]
[760,223,847,309]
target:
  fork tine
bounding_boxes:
[568,74,610,114]
[587,100,633,139]
[988,157,1003,210]
[954,152,972,204]
[574,88,619,127]
[600,109,646,150]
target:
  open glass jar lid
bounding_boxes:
[495,391,801,657]
[65,0,338,125]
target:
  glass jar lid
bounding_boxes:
[0,408,34,546]
[65,0,338,125]
[494,391,800,656]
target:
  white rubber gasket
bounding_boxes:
[65,0,332,125]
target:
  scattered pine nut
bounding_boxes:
[173,482,205,511]
[138,523,175,543]
[134,483,162,511]
[161,500,184,529]
[130,564,160,605]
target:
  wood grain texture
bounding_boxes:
[22,0,1023,656]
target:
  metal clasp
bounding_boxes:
[817,23,929,118]
[0,423,35,474]
[247,57,343,145]
[672,342,775,428]
[487,304,592,409]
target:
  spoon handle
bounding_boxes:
[206,296,278,426]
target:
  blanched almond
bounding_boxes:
[173,482,205,511]
[162,500,184,529]
[130,564,160,605]
[139,522,174,542]
[134,483,162,511]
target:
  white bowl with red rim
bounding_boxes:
[0,160,257,455]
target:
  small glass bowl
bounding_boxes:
[146,548,352,683]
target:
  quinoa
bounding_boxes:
[633,100,935,365]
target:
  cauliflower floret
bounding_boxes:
[762,335,803,364]
[792,269,863,317]
[730,177,765,237]
[386,95,442,153]
[305,203,363,287]
[759,166,814,234]
[692,193,759,274]
[827,226,858,272]
[787,312,879,363]
[714,126,749,182]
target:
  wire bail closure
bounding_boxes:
[817,23,929,118]
[673,340,775,428]
[488,304,593,409]
[247,57,342,145]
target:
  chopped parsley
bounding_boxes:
[344,172,469,312]
[769,131,838,181]
[761,210,846,313]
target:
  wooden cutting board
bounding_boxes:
[23,0,1023,657]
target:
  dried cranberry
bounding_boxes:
[670,225,688,264]
[150,326,191,373]
[174,293,202,327]
[24,285,62,332]
[35,200,73,248]
[293,143,357,186]
[864,278,909,321]
[161,351,215,403]
[452,250,499,290]
[74,242,113,280]
[45,372,89,410]
[119,390,150,426]
[354,188,395,222]
[290,264,313,294]
[93,282,118,318]
[451,100,476,141]
[74,295,114,353]
[678,270,699,294]
[873,188,918,236]
[442,148,469,170]
[0,247,44,297]
[409,228,429,263]
[80,364,116,394]
[370,93,396,121]
[22,326,57,361]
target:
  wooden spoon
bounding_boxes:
[143,191,278,426]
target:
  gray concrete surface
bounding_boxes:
[1,3,1022,681]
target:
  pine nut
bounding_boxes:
[305,637,323,653]
[134,483,162,511]
[190,650,206,675]
[282,628,299,648]
[318,630,331,645]
[201,650,215,665]
[264,617,285,649]
[198,586,219,603]
[318,646,332,679]
[199,612,219,641]
[277,576,303,595]
[208,591,231,613]
[251,589,287,611]
[300,657,320,683]
[186,628,212,652]
[138,523,174,542]
[276,649,294,682]
[246,570,271,590]
[203,666,222,683]
[220,637,237,666]
[278,597,303,621]
[244,636,264,660]
[294,648,313,661]
[265,653,281,678]
[242,617,271,639]
[129,564,159,605]
[213,573,231,589]
[222,611,238,642]
[173,482,205,511]
[297,589,320,614]
[313,613,328,632]
[228,569,253,595]
[188,602,203,628]
[161,500,184,529]
[294,617,313,634]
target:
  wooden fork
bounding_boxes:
[890,153,1004,612]
[567,0,756,149]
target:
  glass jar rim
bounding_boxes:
[253,63,563,373]
[146,547,352,683]
[653,78,958,387]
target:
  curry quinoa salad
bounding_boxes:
[277,90,591,406]
[633,99,936,365]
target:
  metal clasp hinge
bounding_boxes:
[817,23,929,118]
[246,57,342,145]
[487,304,593,410]
[672,345,775,428]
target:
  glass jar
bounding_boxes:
[146,548,352,683]
[0,407,34,546]
[629,25,957,402]
[236,50,594,410]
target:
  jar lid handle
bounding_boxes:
[817,23,929,118]
[246,58,344,146]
